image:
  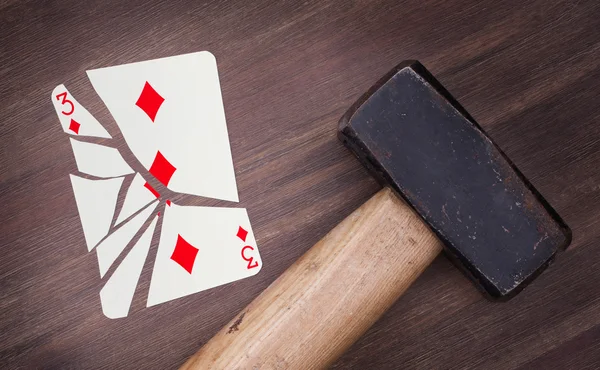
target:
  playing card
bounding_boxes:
[86,51,239,202]
[147,202,261,307]
[52,84,111,138]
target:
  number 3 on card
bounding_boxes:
[55,91,74,115]
[241,246,259,269]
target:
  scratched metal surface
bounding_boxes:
[339,62,571,298]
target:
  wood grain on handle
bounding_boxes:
[181,187,443,369]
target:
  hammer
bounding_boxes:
[181,61,571,369]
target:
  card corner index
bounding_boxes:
[52,84,112,139]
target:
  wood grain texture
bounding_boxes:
[0,0,599,369]
[182,188,442,369]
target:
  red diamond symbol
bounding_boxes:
[149,151,176,186]
[170,234,198,274]
[69,119,81,134]
[135,81,164,122]
[236,226,248,242]
[143,181,160,198]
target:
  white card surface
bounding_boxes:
[100,215,158,319]
[147,203,261,307]
[96,200,158,277]
[86,51,239,202]
[51,84,111,138]
[70,175,123,251]
[115,173,159,226]
[70,138,134,178]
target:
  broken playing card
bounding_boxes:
[53,51,262,318]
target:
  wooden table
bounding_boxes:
[2,1,600,368]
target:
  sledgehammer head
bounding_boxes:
[338,61,571,299]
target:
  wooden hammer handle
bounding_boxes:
[181,188,443,369]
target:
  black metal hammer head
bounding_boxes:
[338,61,571,299]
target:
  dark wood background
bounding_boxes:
[2,0,600,368]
